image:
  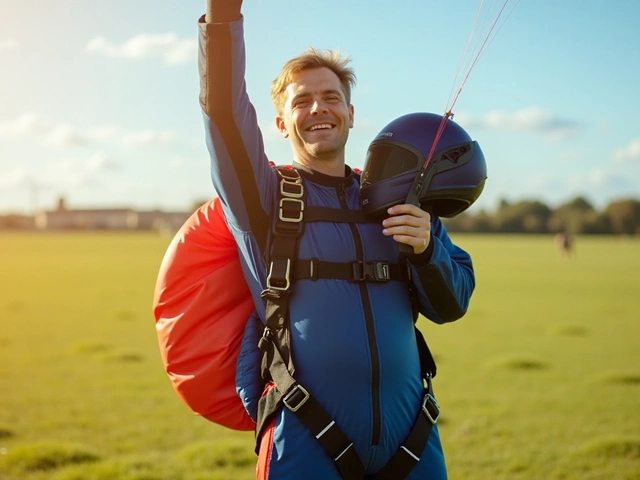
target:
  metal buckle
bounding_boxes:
[280,176,304,198]
[283,384,310,412]
[279,197,304,223]
[266,258,290,290]
[422,393,440,424]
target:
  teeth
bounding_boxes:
[310,124,332,131]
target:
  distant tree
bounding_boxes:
[580,211,612,234]
[548,196,597,234]
[563,196,595,211]
[497,198,510,211]
[605,198,640,235]
[442,209,494,233]
[493,200,552,233]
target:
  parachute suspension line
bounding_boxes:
[421,0,521,170]
[445,0,488,115]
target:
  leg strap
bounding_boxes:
[371,380,440,480]
[256,332,365,480]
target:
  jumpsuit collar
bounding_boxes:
[292,161,357,188]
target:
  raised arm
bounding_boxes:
[205,0,242,24]
[199,0,276,253]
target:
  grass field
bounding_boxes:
[0,232,638,480]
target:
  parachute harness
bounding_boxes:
[256,166,439,480]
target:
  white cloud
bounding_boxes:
[1,114,182,153]
[0,167,32,189]
[0,38,18,52]
[44,124,118,148]
[86,153,121,172]
[567,167,634,191]
[45,125,92,147]
[121,129,177,147]
[85,33,196,65]
[0,113,51,137]
[456,107,581,140]
[613,139,640,163]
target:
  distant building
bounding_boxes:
[0,214,36,230]
[136,209,192,232]
[28,196,190,231]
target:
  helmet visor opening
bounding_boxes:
[362,143,422,186]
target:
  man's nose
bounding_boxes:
[310,100,328,114]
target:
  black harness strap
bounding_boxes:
[304,205,376,224]
[256,167,366,479]
[255,166,439,480]
[371,378,440,480]
[292,258,409,283]
[259,339,365,480]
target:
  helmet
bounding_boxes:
[360,112,487,218]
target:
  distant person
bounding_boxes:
[555,232,574,261]
[195,1,485,478]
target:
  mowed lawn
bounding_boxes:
[0,232,638,480]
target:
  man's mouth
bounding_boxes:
[307,123,334,132]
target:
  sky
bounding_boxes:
[1,0,639,215]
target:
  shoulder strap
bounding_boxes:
[255,166,367,479]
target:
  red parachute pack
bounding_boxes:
[152,197,255,431]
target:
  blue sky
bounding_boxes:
[1,0,639,214]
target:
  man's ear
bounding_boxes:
[276,116,289,138]
[348,104,355,129]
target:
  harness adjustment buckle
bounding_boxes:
[283,384,310,412]
[267,258,291,291]
[422,393,440,425]
[350,260,391,282]
[278,197,304,223]
[280,175,304,198]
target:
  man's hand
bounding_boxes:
[206,0,243,23]
[382,204,431,255]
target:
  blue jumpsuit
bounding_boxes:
[198,15,475,480]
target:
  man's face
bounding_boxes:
[276,67,354,165]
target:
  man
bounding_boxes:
[198,1,475,478]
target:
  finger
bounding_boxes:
[391,233,430,255]
[383,214,426,229]
[382,224,426,237]
[387,203,429,218]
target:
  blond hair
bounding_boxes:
[271,47,357,115]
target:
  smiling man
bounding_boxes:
[273,58,354,176]
[197,1,476,479]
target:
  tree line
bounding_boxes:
[442,196,640,235]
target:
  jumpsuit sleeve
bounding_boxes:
[197,14,276,253]
[198,15,274,422]
[406,217,475,324]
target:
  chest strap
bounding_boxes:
[292,258,409,282]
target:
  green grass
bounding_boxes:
[0,232,638,479]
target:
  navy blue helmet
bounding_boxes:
[360,112,487,218]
